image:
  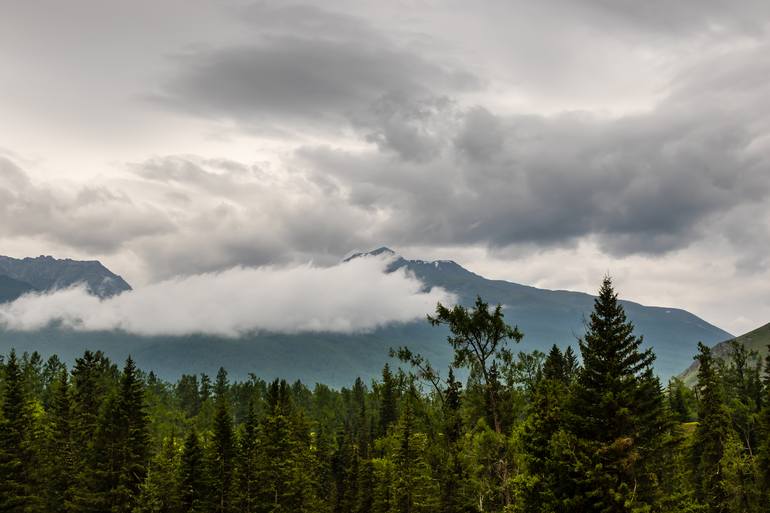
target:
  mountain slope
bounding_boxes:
[377,248,730,380]
[0,249,731,386]
[678,322,770,386]
[0,255,132,298]
[0,275,37,303]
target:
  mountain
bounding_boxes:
[0,255,132,299]
[0,249,731,387]
[678,322,770,386]
[0,274,37,303]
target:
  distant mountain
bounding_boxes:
[0,275,37,303]
[678,322,770,386]
[0,255,132,299]
[0,248,731,386]
[356,248,731,380]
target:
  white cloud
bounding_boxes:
[0,255,454,336]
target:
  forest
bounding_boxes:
[0,277,768,513]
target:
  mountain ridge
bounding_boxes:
[0,255,132,299]
[0,249,732,385]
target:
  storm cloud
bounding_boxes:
[155,3,478,133]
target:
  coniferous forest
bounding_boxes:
[1,278,769,513]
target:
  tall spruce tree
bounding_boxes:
[379,364,398,437]
[0,350,36,513]
[135,434,181,513]
[44,370,76,512]
[211,368,235,513]
[439,368,474,513]
[389,389,439,513]
[565,276,669,513]
[692,342,735,513]
[179,428,209,513]
[521,345,572,512]
[235,400,259,513]
[255,379,322,513]
[118,356,151,511]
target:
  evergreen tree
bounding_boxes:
[564,276,670,512]
[439,368,474,513]
[235,401,259,513]
[175,375,201,418]
[70,349,117,510]
[390,389,439,513]
[563,346,580,383]
[668,378,695,422]
[45,370,76,513]
[118,356,151,511]
[0,350,36,512]
[379,364,398,437]
[692,342,736,513]
[70,356,150,513]
[211,368,235,513]
[521,345,571,512]
[134,434,181,513]
[255,379,323,513]
[356,458,376,513]
[179,429,209,513]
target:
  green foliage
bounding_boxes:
[0,350,37,512]
[561,277,672,512]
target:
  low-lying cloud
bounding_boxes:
[0,255,454,337]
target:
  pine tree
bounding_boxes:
[390,389,439,513]
[70,356,150,513]
[70,349,117,511]
[692,342,736,513]
[0,350,36,512]
[44,370,76,512]
[179,429,209,513]
[211,368,235,513]
[564,276,670,512]
[134,434,181,513]
[521,345,571,512]
[379,364,398,437]
[668,378,695,422]
[356,458,376,513]
[235,401,259,513]
[118,356,151,511]
[439,368,473,513]
[351,377,370,457]
[255,380,324,513]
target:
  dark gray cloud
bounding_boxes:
[294,55,770,258]
[155,4,479,132]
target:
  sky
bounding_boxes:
[1,0,769,335]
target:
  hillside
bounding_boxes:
[679,322,770,386]
[0,249,732,386]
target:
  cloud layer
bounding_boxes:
[1,1,770,334]
[0,255,453,336]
